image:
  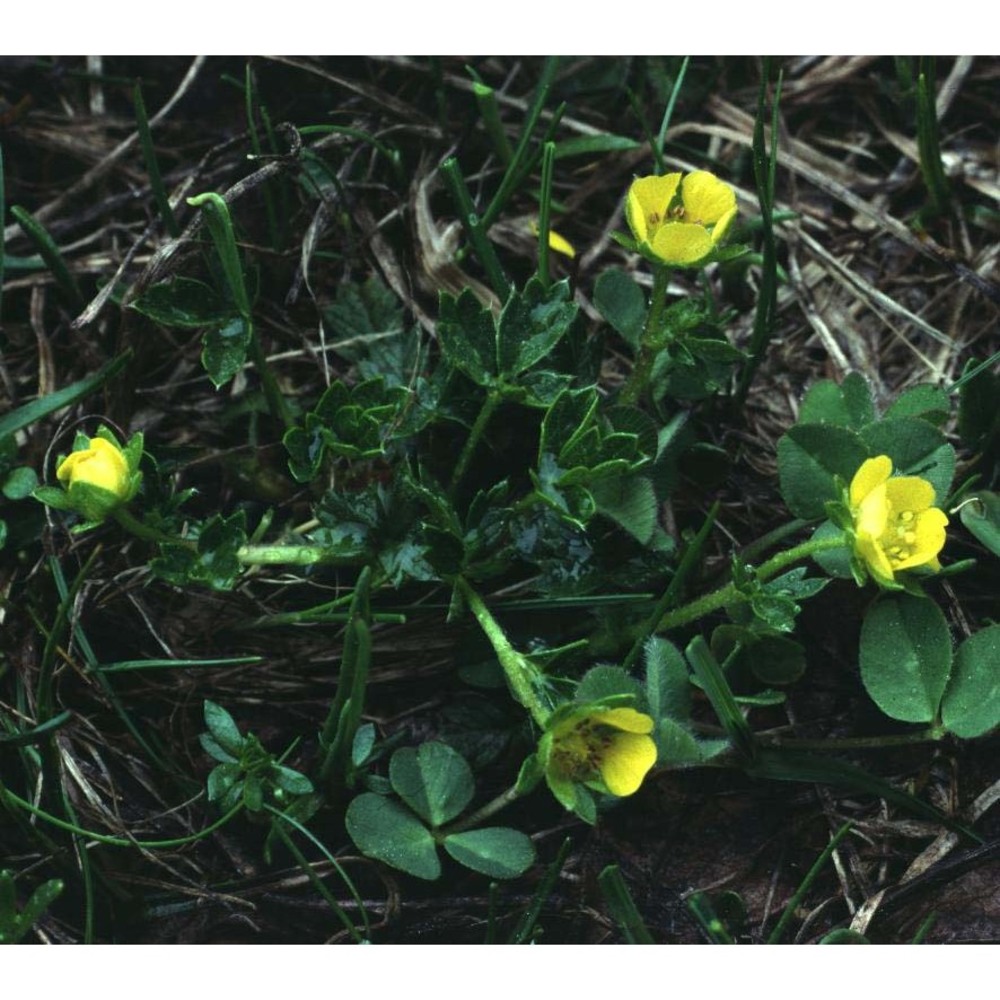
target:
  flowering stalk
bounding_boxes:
[456,577,550,728]
[656,532,848,634]
[619,265,670,406]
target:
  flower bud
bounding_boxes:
[49,432,140,523]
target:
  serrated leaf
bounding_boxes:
[777,424,868,519]
[941,625,1000,738]
[591,474,657,543]
[443,827,536,879]
[345,793,441,880]
[389,741,475,827]
[885,384,950,425]
[859,594,951,723]
[437,288,497,386]
[497,277,576,377]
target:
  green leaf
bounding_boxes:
[655,717,709,764]
[820,929,871,944]
[885,384,950,425]
[576,665,643,704]
[203,700,244,756]
[644,637,691,722]
[810,520,854,578]
[129,277,233,328]
[860,418,954,504]
[0,352,132,441]
[959,491,1000,558]
[389,741,475,828]
[591,474,657,543]
[554,134,641,159]
[745,635,807,686]
[443,827,536,879]
[272,765,314,796]
[496,277,576,377]
[437,288,497,386]
[2,466,38,500]
[352,723,377,766]
[941,625,1000,738]
[207,762,240,802]
[593,267,645,349]
[345,793,441,880]
[958,361,1000,450]
[859,594,951,723]
[202,316,252,389]
[199,733,238,764]
[777,424,868,519]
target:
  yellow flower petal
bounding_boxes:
[849,456,891,508]
[649,223,714,265]
[592,707,655,734]
[546,228,576,259]
[598,731,658,796]
[626,173,681,244]
[884,476,936,513]
[681,170,737,226]
[856,482,889,539]
[891,507,949,569]
[711,205,738,244]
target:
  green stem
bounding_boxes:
[657,532,846,633]
[0,782,242,848]
[439,784,520,837]
[449,388,502,496]
[457,578,549,728]
[619,265,670,406]
[113,507,195,548]
[767,822,852,944]
[247,322,294,431]
[440,157,510,299]
[536,141,556,287]
[235,544,355,566]
[758,727,944,751]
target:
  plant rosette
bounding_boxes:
[35,427,143,527]
[621,170,738,267]
[537,699,657,822]
[829,455,949,589]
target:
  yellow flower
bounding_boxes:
[625,170,737,266]
[849,455,948,584]
[541,705,657,803]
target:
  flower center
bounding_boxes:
[551,720,612,782]
[883,508,918,564]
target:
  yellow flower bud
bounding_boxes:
[55,436,133,521]
[57,437,130,497]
